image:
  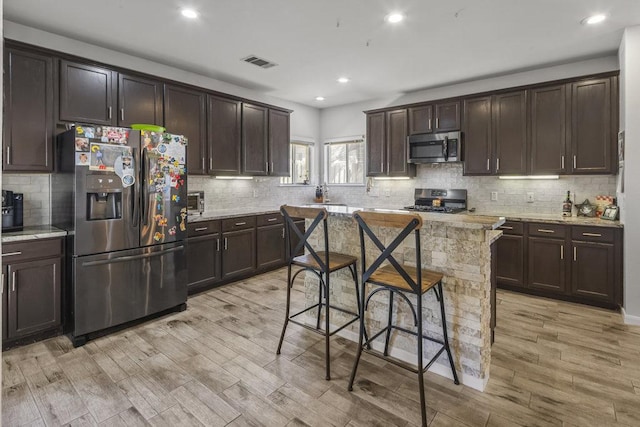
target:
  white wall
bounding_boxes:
[619,26,640,323]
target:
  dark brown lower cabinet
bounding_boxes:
[257,224,286,270]
[571,241,615,302]
[527,237,567,293]
[496,234,525,288]
[2,238,63,347]
[222,228,256,279]
[187,233,221,288]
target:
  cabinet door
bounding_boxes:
[187,234,221,288]
[59,60,116,125]
[434,101,460,132]
[222,228,256,279]
[462,96,492,175]
[493,91,527,175]
[527,237,567,293]
[242,103,269,175]
[496,234,525,288]
[530,85,568,175]
[366,112,386,176]
[164,84,207,175]
[269,109,291,176]
[208,95,241,175]
[257,225,286,269]
[2,265,7,341]
[570,78,612,174]
[386,109,412,176]
[118,74,164,127]
[571,241,615,302]
[4,48,54,172]
[408,105,432,135]
[7,257,61,339]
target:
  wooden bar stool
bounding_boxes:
[277,205,362,380]
[348,210,459,427]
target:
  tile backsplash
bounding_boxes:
[2,165,618,227]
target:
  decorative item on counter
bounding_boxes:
[575,198,597,217]
[562,191,573,217]
[602,205,619,221]
[595,195,615,217]
[314,185,323,203]
[432,198,442,207]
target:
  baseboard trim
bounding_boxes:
[622,307,640,326]
[336,328,488,392]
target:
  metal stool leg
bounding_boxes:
[348,278,366,391]
[384,291,394,356]
[316,274,324,330]
[437,281,460,385]
[277,263,293,355]
[417,293,428,427]
[325,272,331,380]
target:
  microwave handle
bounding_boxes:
[443,136,449,161]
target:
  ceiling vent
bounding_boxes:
[242,55,278,69]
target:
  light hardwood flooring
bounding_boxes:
[3,268,640,426]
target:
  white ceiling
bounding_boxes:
[4,0,640,108]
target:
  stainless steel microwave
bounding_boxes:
[408,131,462,163]
[187,191,204,214]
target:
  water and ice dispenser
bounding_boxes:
[85,174,122,220]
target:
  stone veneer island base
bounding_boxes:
[302,206,504,392]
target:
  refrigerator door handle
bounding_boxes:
[81,246,184,267]
[131,150,139,227]
[141,148,148,226]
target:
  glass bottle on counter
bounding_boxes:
[562,191,573,217]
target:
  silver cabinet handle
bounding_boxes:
[537,229,555,233]
[2,251,23,257]
[573,246,577,261]
[486,159,490,171]
[560,245,564,260]
[500,226,513,230]
[108,106,112,119]
[194,227,208,232]
[266,162,269,172]
[428,118,432,129]
[202,157,205,170]
[224,237,228,251]
[496,158,500,171]
[6,146,10,165]
[11,271,16,292]
[216,238,220,252]
[582,232,602,237]
[381,161,384,172]
[281,227,285,239]
[271,162,274,174]
[1,273,4,295]
[436,117,440,128]
[210,158,213,170]
[573,155,577,169]
[267,218,278,222]
[121,108,125,121]
[235,222,247,226]
[561,155,565,169]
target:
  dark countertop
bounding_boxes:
[188,207,281,223]
[2,225,68,243]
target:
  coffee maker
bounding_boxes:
[2,190,24,232]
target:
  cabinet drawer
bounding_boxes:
[498,221,523,235]
[2,238,63,263]
[187,220,220,237]
[256,213,283,227]
[571,226,615,243]
[527,223,566,238]
[222,215,256,232]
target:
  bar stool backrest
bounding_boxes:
[352,211,423,294]
[281,205,330,271]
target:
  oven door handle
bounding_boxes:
[443,136,449,161]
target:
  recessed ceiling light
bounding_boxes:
[181,8,199,19]
[385,13,404,23]
[315,96,325,101]
[337,77,350,84]
[582,14,606,25]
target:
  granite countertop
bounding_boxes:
[188,207,282,223]
[468,211,623,228]
[2,225,68,243]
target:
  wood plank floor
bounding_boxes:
[3,268,640,426]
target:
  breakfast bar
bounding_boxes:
[302,206,504,391]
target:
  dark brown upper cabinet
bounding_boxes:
[365,110,415,177]
[529,85,568,175]
[208,95,242,175]
[570,78,615,174]
[268,109,291,177]
[3,48,54,172]
[434,101,461,132]
[117,74,164,127]
[493,90,527,175]
[164,84,207,175]
[462,96,492,175]
[242,103,269,175]
[59,60,117,125]
[408,105,433,135]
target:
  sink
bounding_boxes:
[306,203,347,207]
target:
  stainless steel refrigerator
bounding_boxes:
[52,125,188,346]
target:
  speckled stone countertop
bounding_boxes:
[2,225,68,243]
[188,207,281,223]
[468,211,623,228]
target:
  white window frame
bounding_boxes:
[323,135,366,186]
[280,138,314,185]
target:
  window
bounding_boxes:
[324,137,365,184]
[281,141,312,184]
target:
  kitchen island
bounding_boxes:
[302,206,504,392]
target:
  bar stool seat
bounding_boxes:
[369,264,442,294]
[277,205,363,381]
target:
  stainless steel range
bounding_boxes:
[404,188,467,213]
